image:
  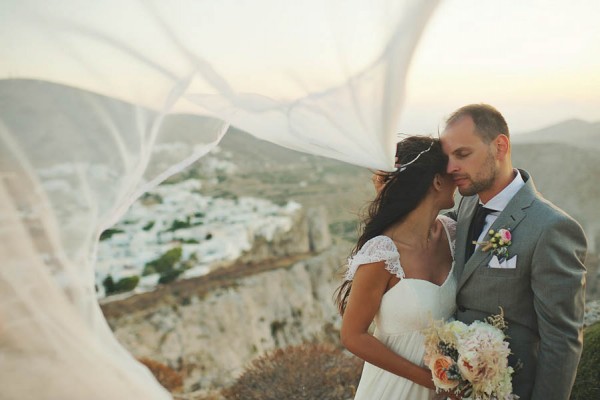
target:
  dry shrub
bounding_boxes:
[138,357,184,393]
[223,343,363,400]
[174,390,224,400]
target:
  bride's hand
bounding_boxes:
[434,390,462,400]
[371,171,390,193]
[432,391,462,400]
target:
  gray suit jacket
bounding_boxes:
[451,169,586,400]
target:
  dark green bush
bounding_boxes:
[114,275,139,292]
[102,275,115,294]
[99,228,124,241]
[571,322,600,399]
[143,247,182,276]
[166,218,192,232]
[179,238,199,244]
[158,268,184,284]
[102,274,139,295]
[222,343,363,400]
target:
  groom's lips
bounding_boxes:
[453,176,469,186]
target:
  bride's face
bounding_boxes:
[439,173,457,210]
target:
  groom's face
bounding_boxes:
[440,116,497,197]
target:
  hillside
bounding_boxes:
[513,119,600,150]
[170,127,374,242]
[511,142,600,243]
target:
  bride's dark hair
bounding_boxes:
[335,136,448,315]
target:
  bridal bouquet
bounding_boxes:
[423,311,518,400]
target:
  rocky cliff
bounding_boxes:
[102,208,344,392]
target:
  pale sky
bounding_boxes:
[2,0,599,136]
[399,0,600,134]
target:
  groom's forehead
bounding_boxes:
[441,123,484,148]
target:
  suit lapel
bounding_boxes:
[457,171,537,290]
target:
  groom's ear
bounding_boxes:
[494,134,510,160]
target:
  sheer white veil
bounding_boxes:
[0,1,439,398]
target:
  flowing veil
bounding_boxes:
[0,1,440,398]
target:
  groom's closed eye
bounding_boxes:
[454,150,471,159]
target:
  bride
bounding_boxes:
[335,136,458,399]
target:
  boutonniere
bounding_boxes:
[474,228,512,260]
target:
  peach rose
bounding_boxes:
[429,355,460,391]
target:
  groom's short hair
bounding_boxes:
[446,103,509,143]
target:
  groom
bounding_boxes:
[441,104,587,399]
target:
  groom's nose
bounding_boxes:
[446,158,458,174]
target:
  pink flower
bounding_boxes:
[499,229,511,242]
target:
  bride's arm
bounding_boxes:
[340,261,435,390]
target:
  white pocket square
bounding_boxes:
[488,255,517,269]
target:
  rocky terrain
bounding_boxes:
[102,209,345,391]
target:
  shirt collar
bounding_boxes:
[479,169,525,212]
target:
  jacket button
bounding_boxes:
[458,305,466,312]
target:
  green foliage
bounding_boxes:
[143,264,157,276]
[143,221,155,231]
[571,322,600,399]
[179,238,199,244]
[143,247,182,276]
[140,192,163,205]
[99,228,124,241]
[222,343,362,400]
[158,268,184,285]
[103,274,140,295]
[115,275,140,292]
[102,275,115,294]
[142,247,187,285]
[166,218,192,232]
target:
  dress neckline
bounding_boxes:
[399,263,454,289]
[382,217,455,290]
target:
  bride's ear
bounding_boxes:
[432,173,443,191]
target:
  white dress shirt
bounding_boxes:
[475,169,525,246]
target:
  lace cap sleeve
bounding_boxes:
[438,215,457,258]
[344,236,404,281]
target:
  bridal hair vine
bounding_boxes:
[397,141,434,172]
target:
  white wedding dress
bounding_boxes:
[347,215,457,400]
